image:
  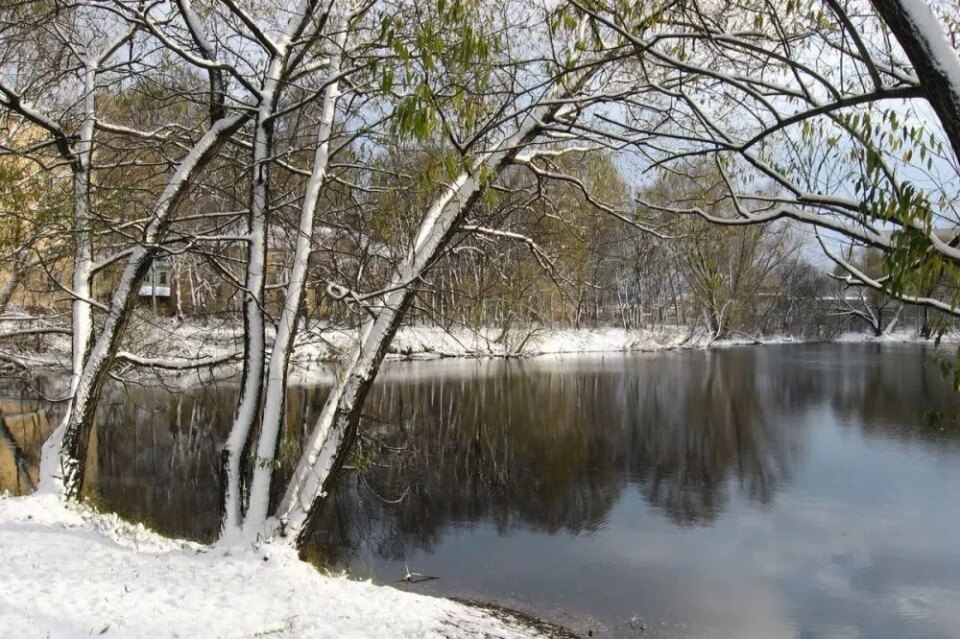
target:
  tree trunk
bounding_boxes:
[218,89,277,539]
[38,64,97,494]
[920,304,931,338]
[38,114,247,499]
[269,81,593,547]
[241,19,348,542]
[0,262,21,315]
[871,0,960,164]
[216,0,328,541]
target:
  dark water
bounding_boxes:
[3,343,960,638]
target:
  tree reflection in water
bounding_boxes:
[305,343,957,566]
[0,344,960,636]
[1,344,956,584]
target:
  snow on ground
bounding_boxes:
[834,329,960,344]
[1,318,711,377]
[2,313,948,386]
[131,320,811,365]
[365,325,699,359]
[0,494,547,639]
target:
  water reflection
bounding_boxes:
[313,345,956,560]
[1,344,958,638]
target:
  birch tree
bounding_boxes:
[262,1,673,548]
[25,0,251,498]
[0,2,139,406]
[220,1,372,543]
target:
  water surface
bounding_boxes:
[2,343,959,638]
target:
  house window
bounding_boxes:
[138,263,173,298]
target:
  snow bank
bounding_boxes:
[834,329,960,344]
[1,319,715,380]
[5,313,947,387]
[376,326,813,358]
[314,325,727,361]
[0,494,546,639]
[368,325,697,358]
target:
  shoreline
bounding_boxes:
[1,334,951,638]
[0,493,564,639]
[2,319,948,390]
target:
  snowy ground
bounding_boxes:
[0,494,553,639]
[833,329,956,344]
[1,315,948,387]
[0,317,792,368]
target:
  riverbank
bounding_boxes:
[0,493,555,638]
[0,316,946,387]
[1,317,711,370]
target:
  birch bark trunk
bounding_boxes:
[39,63,97,494]
[39,114,248,499]
[271,72,597,547]
[241,15,349,542]
[218,0,327,541]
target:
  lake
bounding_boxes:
[2,343,960,638]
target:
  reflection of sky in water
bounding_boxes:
[377,405,960,638]
[3,343,959,638]
[318,345,960,638]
